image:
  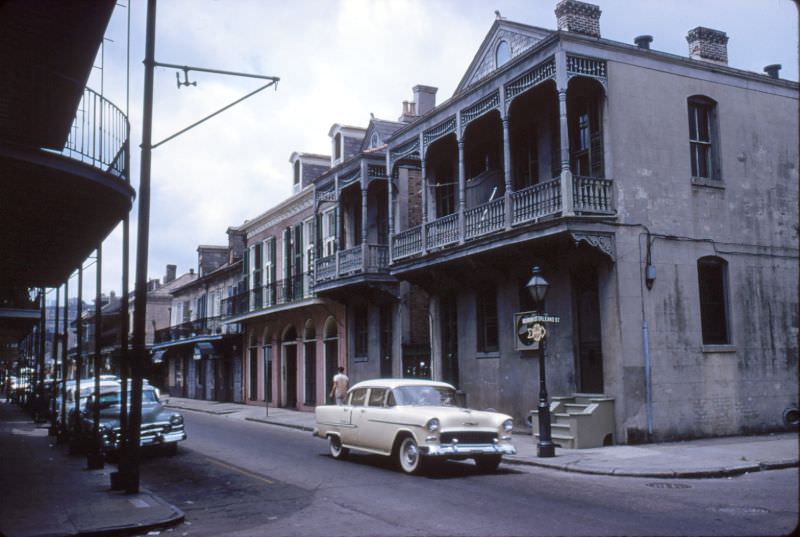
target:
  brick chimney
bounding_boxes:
[555,0,601,38]
[413,85,437,116]
[164,264,176,283]
[398,100,417,123]
[686,27,728,65]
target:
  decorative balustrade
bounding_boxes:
[153,316,230,344]
[60,87,130,179]
[511,178,562,224]
[426,213,459,249]
[338,246,363,275]
[393,226,423,260]
[365,244,389,272]
[465,197,505,240]
[315,255,336,283]
[573,176,614,214]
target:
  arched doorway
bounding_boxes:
[323,316,338,404]
[281,325,298,408]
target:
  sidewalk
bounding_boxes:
[0,403,183,537]
[165,395,799,479]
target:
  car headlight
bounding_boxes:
[502,419,513,433]
[169,414,184,426]
[426,418,440,433]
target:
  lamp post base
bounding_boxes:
[537,441,555,458]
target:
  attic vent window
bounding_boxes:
[370,132,380,148]
[496,40,511,68]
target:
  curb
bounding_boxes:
[504,456,798,478]
[165,404,236,416]
[74,491,184,537]
[244,416,314,432]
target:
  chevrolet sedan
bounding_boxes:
[314,379,516,474]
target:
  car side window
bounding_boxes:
[349,388,368,406]
[386,391,397,407]
[368,388,386,407]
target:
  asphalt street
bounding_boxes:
[127,411,798,537]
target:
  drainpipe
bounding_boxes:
[642,318,653,436]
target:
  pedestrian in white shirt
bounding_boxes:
[330,367,349,405]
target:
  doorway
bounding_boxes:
[572,265,604,393]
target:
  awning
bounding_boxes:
[152,349,166,364]
[193,341,215,360]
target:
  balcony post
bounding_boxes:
[457,113,466,245]
[501,114,512,230]
[556,51,574,217]
[386,152,394,264]
[360,160,368,272]
[420,132,428,254]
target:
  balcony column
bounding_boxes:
[334,173,341,278]
[457,113,466,245]
[556,51,574,216]
[386,152,394,264]
[501,114,512,230]
[420,132,428,254]
[360,160,368,270]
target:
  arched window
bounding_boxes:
[697,256,730,344]
[495,40,511,68]
[370,132,380,148]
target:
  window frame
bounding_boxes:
[476,286,499,355]
[697,256,731,346]
[495,39,511,68]
[687,95,720,183]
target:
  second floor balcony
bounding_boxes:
[222,273,315,321]
[154,316,240,344]
[314,243,390,288]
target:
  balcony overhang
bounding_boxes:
[313,272,397,296]
[223,297,328,325]
[0,144,135,287]
[150,335,223,352]
[390,220,616,280]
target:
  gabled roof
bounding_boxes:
[359,118,404,152]
[453,19,553,96]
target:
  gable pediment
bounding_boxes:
[455,20,552,95]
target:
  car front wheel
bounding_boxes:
[328,435,349,460]
[397,436,423,475]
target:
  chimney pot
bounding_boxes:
[763,64,781,79]
[165,264,177,283]
[686,26,729,65]
[555,0,602,38]
[634,35,653,49]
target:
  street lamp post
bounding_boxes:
[526,266,555,458]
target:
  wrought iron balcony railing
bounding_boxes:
[392,175,615,260]
[221,273,315,318]
[52,87,129,179]
[313,244,390,285]
[153,316,239,344]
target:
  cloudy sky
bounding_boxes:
[61,0,797,301]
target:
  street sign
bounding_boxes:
[514,311,561,351]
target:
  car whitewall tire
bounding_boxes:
[329,435,349,459]
[398,436,423,475]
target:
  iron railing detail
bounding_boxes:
[566,55,607,80]
[573,176,614,214]
[60,87,130,179]
[389,137,420,162]
[338,246,362,275]
[425,213,459,249]
[367,165,387,178]
[338,168,360,189]
[504,58,556,102]
[511,178,562,224]
[392,226,423,260]
[460,91,500,131]
[315,255,337,283]
[423,116,456,148]
[153,316,238,344]
[465,197,505,240]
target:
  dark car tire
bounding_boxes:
[474,455,502,472]
[397,436,424,475]
[328,435,349,460]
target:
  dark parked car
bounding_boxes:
[80,384,185,456]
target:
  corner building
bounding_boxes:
[313,0,797,444]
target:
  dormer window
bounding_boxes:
[293,160,301,193]
[334,133,342,161]
[495,40,511,68]
[370,132,380,148]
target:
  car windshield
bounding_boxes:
[392,386,460,407]
[96,390,159,406]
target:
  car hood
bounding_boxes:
[98,403,173,427]
[393,406,511,430]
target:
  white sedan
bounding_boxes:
[314,379,516,474]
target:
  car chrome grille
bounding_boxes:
[440,431,497,445]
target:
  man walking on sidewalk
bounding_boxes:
[329,367,349,405]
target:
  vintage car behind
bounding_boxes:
[314,379,515,474]
[79,383,185,456]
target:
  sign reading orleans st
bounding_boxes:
[514,311,561,351]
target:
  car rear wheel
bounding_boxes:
[397,436,423,475]
[474,455,502,472]
[328,435,349,459]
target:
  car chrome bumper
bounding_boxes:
[422,443,516,456]
[141,430,186,446]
